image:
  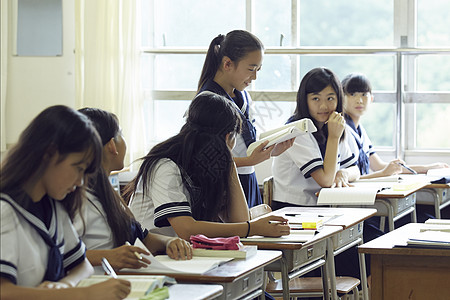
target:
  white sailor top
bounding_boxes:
[272,132,357,206]
[0,193,86,287]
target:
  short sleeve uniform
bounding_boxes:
[129,158,192,237]
[344,123,375,175]
[0,193,86,287]
[272,133,357,206]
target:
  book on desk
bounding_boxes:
[404,219,450,248]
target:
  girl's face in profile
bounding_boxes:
[307,84,338,124]
[229,50,263,92]
[39,151,91,201]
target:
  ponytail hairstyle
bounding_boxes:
[197,30,264,92]
[289,67,345,144]
[124,91,242,221]
[0,105,102,219]
[78,108,136,247]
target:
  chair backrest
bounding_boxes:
[249,204,272,219]
[263,176,274,207]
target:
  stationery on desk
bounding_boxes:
[246,118,316,156]
[121,239,233,275]
[78,274,175,300]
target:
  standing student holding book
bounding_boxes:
[341,72,449,179]
[0,106,131,300]
[272,67,360,209]
[126,91,290,241]
[197,30,294,207]
[73,108,192,275]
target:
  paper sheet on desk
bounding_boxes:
[241,230,316,243]
[121,239,233,275]
[317,187,378,205]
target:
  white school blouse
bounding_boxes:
[344,124,375,170]
[129,158,192,237]
[272,132,357,206]
[0,194,86,287]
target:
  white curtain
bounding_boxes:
[1,0,8,153]
[75,0,147,167]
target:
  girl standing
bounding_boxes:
[127,91,290,241]
[197,30,294,207]
[1,105,130,300]
[272,67,360,209]
[73,108,192,275]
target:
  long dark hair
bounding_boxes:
[289,67,345,145]
[124,91,242,221]
[197,30,264,92]
[0,105,102,219]
[78,108,136,247]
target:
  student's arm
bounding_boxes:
[0,275,131,300]
[233,140,274,167]
[310,112,345,187]
[143,233,192,260]
[407,162,449,174]
[85,246,150,270]
[222,162,250,222]
[333,165,360,187]
[361,156,403,179]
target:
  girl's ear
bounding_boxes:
[106,138,118,155]
[43,144,58,161]
[222,56,234,71]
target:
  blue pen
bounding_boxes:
[398,163,417,175]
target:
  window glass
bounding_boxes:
[254,55,295,91]
[415,103,450,149]
[299,0,393,46]
[252,100,297,134]
[153,54,205,90]
[254,0,292,47]
[150,100,190,141]
[417,55,450,91]
[363,103,395,148]
[417,0,450,47]
[151,0,245,47]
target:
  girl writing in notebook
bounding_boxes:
[272,67,360,209]
[126,91,290,241]
[73,108,192,275]
[197,30,294,207]
[0,106,130,300]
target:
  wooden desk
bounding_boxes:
[358,223,450,299]
[416,183,450,219]
[121,250,281,300]
[167,284,223,300]
[242,224,343,300]
[272,207,376,300]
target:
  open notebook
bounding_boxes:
[120,239,233,275]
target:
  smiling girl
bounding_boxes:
[1,105,130,300]
[272,67,360,208]
[197,30,294,207]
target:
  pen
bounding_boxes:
[101,257,117,278]
[125,241,143,260]
[398,163,417,175]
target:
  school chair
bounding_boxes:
[261,176,361,300]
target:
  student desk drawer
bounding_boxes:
[374,193,416,216]
[221,267,264,300]
[330,223,363,250]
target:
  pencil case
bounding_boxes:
[190,234,241,250]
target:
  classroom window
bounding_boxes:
[141,0,449,153]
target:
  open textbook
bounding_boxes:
[77,275,175,300]
[317,187,379,205]
[121,239,233,275]
[246,118,317,156]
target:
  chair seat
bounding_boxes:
[266,276,360,294]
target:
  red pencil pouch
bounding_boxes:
[190,234,241,250]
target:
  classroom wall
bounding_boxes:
[3,0,76,149]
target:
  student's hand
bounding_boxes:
[331,169,351,188]
[381,159,404,176]
[250,215,290,237]
[326,112,345,139]
[166,237,193,260]
[425,162,449,171]
[85,278,131,300]
[271,138,295,157]
[107,245,151,270]
[247,140,275,165]
[37,281,71,289]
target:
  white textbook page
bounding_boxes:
[317,187,378,205]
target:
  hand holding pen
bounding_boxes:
[397,162,417,174]
[104,242,151,270]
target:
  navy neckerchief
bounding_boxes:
[0,193,65,282]
[345,114,370,175]
[199,79,257,147]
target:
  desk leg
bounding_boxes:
[280,255,290,300]
[324,238,337,300]
[358,240,369,300]
[411,204,417,223]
